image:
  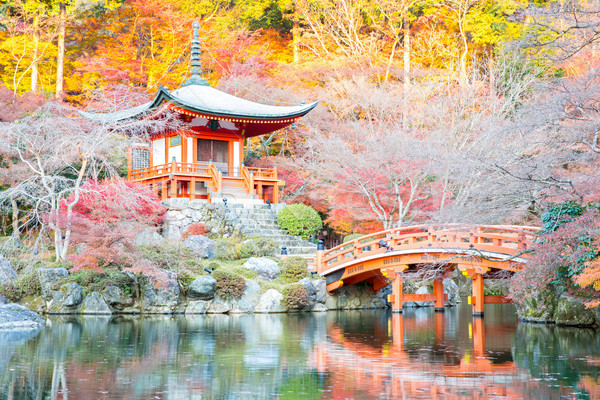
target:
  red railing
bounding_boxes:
[317,224,541,275]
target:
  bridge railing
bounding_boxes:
[318,225,541,275]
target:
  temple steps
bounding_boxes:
[225,204,317,257]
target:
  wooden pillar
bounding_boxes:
[391,271,403,313]
[189,178,195,200]
[192,137,198,166]
[472,273,485,316]
[126,147,132,180]
[161,182,167,200]
[182,134,188,164]
[315,240,325,274]
[171,179,177,197]
[433,277,445,312]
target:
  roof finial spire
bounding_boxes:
[185,20,209,86]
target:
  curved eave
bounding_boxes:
[79,85,318,124]
[155,87,318,120]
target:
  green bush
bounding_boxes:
[215,237,241,260]
[232,266,258,280]
[279,257,309,284]
[277,204,322,240]
[212,270,247,299]
[57,267,134,296]
[177,270,196,288]
[217,236,279,260]
[343,233,364,243]
[0,271,41,302]
[281,284,311,311]
[139,243,203,272]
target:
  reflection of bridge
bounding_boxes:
[309,312,538,399]
[316,225,540,315]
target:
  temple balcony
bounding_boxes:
[127,160,281,204]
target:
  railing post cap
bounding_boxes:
[281,246,288,255]
[317,240,325,251]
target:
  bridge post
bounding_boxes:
[472,273,485,317]
[433,277,445,312]
[315,240,324,273]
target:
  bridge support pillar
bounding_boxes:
[472,273,485,316]
[391,272,403,313]
[433,278,445,312]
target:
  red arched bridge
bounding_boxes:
[314,225,540,316]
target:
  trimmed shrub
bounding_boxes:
[281,284,311,311]
[232,266,258,280]
[182,223,210,240]
[277,204,322,240]
[279,256,309,284]
[343,233,364,243]
[212,270,247,299]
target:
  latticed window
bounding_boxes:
[132,148,150,170]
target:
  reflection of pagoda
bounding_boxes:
[82,21,317,204]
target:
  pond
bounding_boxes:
[1,304,599,399]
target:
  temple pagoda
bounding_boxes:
[81,21,317,204]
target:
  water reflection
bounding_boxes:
[0,305,598,399]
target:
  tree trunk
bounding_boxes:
[11,197,19,239]
[403,12,410,87]
[31,15,39,92]
[293,6,300,63]
[55,2,66,98]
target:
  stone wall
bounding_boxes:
[29,266,390,316]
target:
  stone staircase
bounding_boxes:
[224,203,317,257]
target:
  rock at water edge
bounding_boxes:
[80,292,112,315]
[38,268,69,299]
[141,271,181,314]
[47,283,83,313]
[555,294,598,327]
[255,289,285,313]
[0,303,45,329]
[188,276,217,300]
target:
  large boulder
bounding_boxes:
[38,268,68,298]
[325,285,387,310]
[254,289,285,313]
[102,285,134,311]
[313,279,327,304]
[242,258,280,281]
[188,276,217,300]
[444,279,460,306]
[299,278,317,302]
[185,300,212,314]
[207,280,261,314]
[232,280,261,313]
[0,303,45,329]
[555,294,599,327]
[183,235,217,259]
[0,255,17,283]
[141,271,181,313]
[515,291,558,323]
[312,303,328,312]
[80,292,112,315]
[47,283,83,313]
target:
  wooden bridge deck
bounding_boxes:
[314,224,541,316]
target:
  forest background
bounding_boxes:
[1,0,600,302]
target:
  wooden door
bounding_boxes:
[197,139,229,175]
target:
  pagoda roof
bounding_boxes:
[79,84,318,124]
